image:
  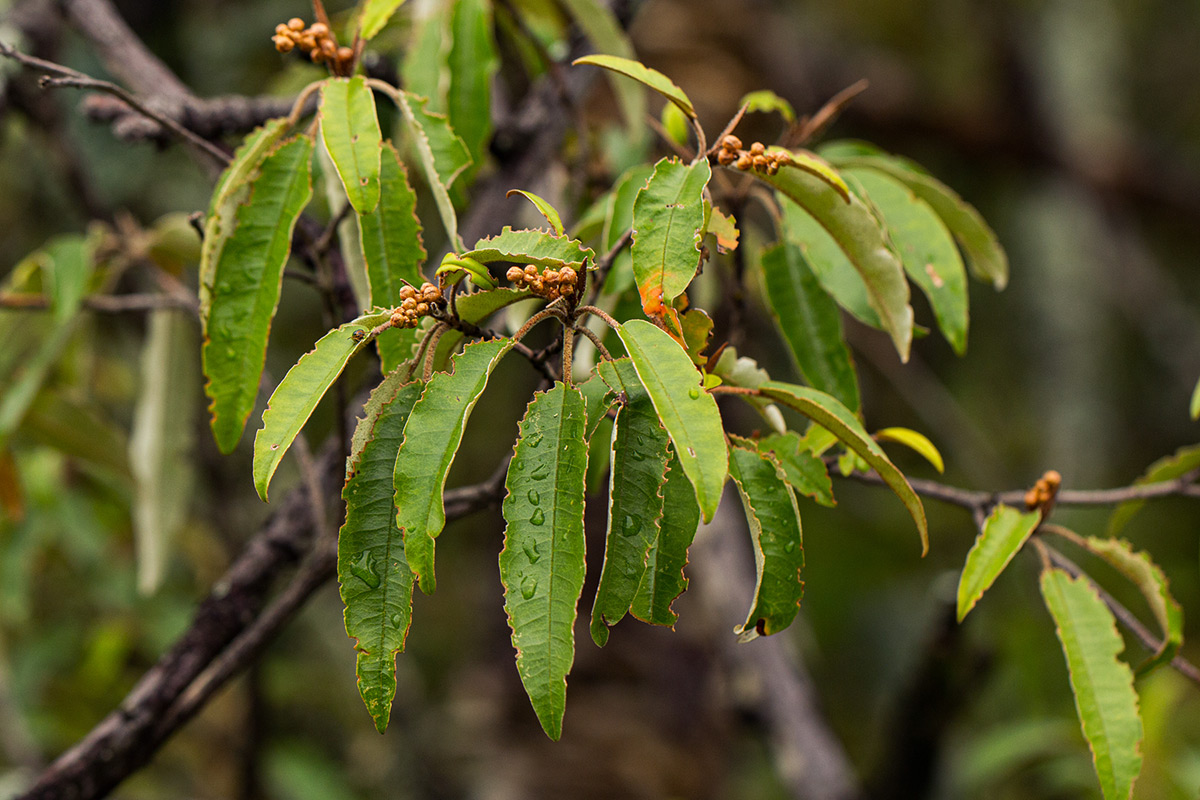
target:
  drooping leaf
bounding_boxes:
[318,140,372,313]
[202,135,314,453]
[590,360,670,646]
[446,0,497,175]
[728,443,805,638]
[1108,444,1200,535]
[759,381,928,554]
[22,391,131,480]
[129,310,197,595]
[760,240,859,411]
[400,3,448,107]
[756,431,834,507]
[957,504,1041,621]
[320,77,383,214]
[1080,537,1184,675]
[339,372,423,733]
[572,54,696,119]
[766,168,912,360]
[359,0,410,40]
[845,168,969,354]
[253,310,391,501]
[826,152,1008,290]
[358,141,426,310]
[659,101,690,146]
[500,382,589,740]
[1039,568,1143,800]
[558,0,644,138]
[874,427,945,473]
[395,338,513,593]
[616,320,728,523]
[463,227,593,271]
[507,189,565,236]
[630,449,699,626]
[391,88,472,248]
[778,198,879,328]
[630,157,711,316]
[604,164,655,250]
[376,325,425,378]
[739,89,795,122]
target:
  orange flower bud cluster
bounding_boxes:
[1024,470,1062,511]
[506,264,579,301]
[272,18,354,70]
[714,135,793,176]
[389,282,443,328]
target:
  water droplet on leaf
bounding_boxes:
[390,613,403,627]
[530,507,545,525]
[520,575,538,599]
[523,541,541,563]
[531,464,549,480]
[784,540,797,554]
[688,387,700,399]
[527,489,540,505]
[349,551,381,589]
[621,515,640,537]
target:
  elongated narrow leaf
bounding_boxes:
[253,310,391,501]
[578,370,615,440]
[392,88,471,248]
[395,338,512,593]
[507,190,565,235]
[771,150,851,201]
[359,141,425,310]
[616,320,727,523]
[203,136,314,453]
[767,167,912,360]
[340,373,423,733]
[828,153,1008,289]
[464,227,593,271]
[1108,444,1200,535]
[630,157,711,315]
[759,380,927,553]
[728,444,804,638]
[957,504,1041,621]
[129,310,197,594]
[874,427,945,473]
[1081,537,1184,674]
[1191,376,1200,420]
[630,449,699,625]
[359,0,409,40]
[756,431,834,507]
[44,235,91,323]
[447,0,497,174]
[760,241,859,410]
[500,383,588,740]
[557,0,644,138]
[846,168,969,354]
[573,54,696,119]
[320,77,382,214]
[1039,568,1143,800]
[590,360,670,646]
[778,198,879,328]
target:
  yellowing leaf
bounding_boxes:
[874,427,944,473]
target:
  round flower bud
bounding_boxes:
[507,266,523,282]
[273,36,294,53]
[722,134,743,151]
[287,18,306,31]
[337,46,354,64]
[752,154,769,171]
[716,149,736,166]
[415,302,429,315]
[560,267,577,284]
[524,264,538,276]
[309,22,329,37]
[276,23,291,35]
[749,141,766,155]
[735,153,752,170]
[399,285,416,300]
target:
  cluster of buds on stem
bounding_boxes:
[272,18,354,71]
[1024,469,1062,511]
[506,264,579,301]
[389,282,443,329]
[714,135,794,176]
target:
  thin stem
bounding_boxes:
[573,324,613,362]
[422,324,450,382]
[513,303,567,343]
[574,304,621,332]
[562,323,574,384]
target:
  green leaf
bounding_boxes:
[578,369,615,440]
[630,449,699,626]
[1080,537,1184,675]
[845,168,969,354]
[827,153,1008,290]
[756,431,834,507]
[557,0,644,138]
[1039,568,1143,800]
[710,346,784,431]
[464,227,594,271]
[759,380,928,554]
[679,308,713,366]
[129,310,197,595]
[202,136,314,454]
[874,427,945,473]
[590,360,670,646]
[358,141,426,309]
[395,338,513,593]
[253,310,391,501]
[391,88,472,249]
[630,157,711,314]
[446,0,497,174]
[359,0,410,40]
[339,372,423,733]
[1108,444,1200,535]
[767,168,912,360]
[320,77,383,214]
[728,443,805,638]
[43,235,91,323]
[507,189,565,236]
[500,383,589,740]
[956,504,1041,621]
[1191,376,1200,420]
[739,89,795,122]
[615,320,728,523]
[778,197,879,328]
[572,54,696,119]
[376,325,424,378]
[760,241,860,411]
[423,287,533,372]
[769,149,851,202]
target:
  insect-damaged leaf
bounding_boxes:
[573,54,696,120]
[1039,568,1143,800]
[759,381,928,554]
[203,135,314,454]
[507,189,565,236]
[252,309,392,501]
[590,359,670,646]
[339,371,423,733]
[957,504,1041,621]
[320,76,382,214]
[463,227,593,272]
[631,157,711,315]
[630,449,699,626]
[359,141,426,309]
[760,240,860,411]
[395,338,512,593]
[728,443,804,639]
[500,383,588,740]
[616,320,727,523]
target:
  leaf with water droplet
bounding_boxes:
[530,463,550,481]
[527,489,541,505]
[521,575,539,599]
[530,507,545,525]
[631,449,699,627]
[523,540,541,564]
